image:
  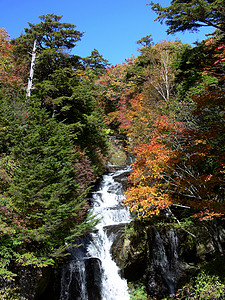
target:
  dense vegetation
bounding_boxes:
[0,15,109,292]
[98,36,224,221]
[0,1,225,298]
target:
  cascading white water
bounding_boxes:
[60,166,131,299]
[87,167,131,300]
[60,259,88,300]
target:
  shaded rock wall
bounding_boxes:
[0,264,62,300]
[112,218,225,299]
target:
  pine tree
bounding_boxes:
[0,95,95,280]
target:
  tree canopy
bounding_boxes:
[96,34,225,222]
[149,0,225,34]
[0,15,109,288]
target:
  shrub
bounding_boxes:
[176,272,225,299]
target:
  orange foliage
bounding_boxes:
[116,94,155,144]
[99,40,224,221]
[125,186,170,217]
[0,28,27,96]
[124,116,182,217]
[124,95,225,219]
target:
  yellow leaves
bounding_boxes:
[129,137,175,185]
[124,185,171,218]
[194,139,207,145]
[96,63,130,98]
[15,252,54,267]
[123,115,184,219]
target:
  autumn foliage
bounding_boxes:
[0,28,27,96]
[97,39,225,221]
[124,116,183,217]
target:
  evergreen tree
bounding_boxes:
[84,49,110,76]
[12,14,83,82]
[149,0,225,34]
[12,14,108,175]
[0,95,95,280]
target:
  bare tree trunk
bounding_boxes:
[26,39,37,99]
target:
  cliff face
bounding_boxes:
[112,218,225,299]
[0,264,62,300]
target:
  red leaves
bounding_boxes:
[0,28,27,95]
[214,44,225,65]
[99,39,225,221]
[215,45,225,51]
[125,98,225,219]
[72,146,95,192]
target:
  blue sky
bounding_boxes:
[1,0,213,65]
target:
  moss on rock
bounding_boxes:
[107,137,127,166]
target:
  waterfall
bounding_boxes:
[60,166,131,299]
[153,228,179,295]
[147,227,180,298]
[88,167,131,300]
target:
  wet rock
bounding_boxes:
[59,257,102,300]
[60,260,87,300]
[0,264,60,300]
[106,223,127,268]
[146,228,180,299]
[116,225,148,281]
[119,218,225,299]
[107,181,121,194]
[85,258,102,300]
[113,170,131,190]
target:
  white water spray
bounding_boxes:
[60,167,131,299]
[87,167,131,300]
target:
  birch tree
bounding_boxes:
[26,39,36,98]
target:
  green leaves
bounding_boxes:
[0,95,97,281]
[25,14,83,50]
[149,0,225,34]
[12,14,83,85]
[176,271,225,299]
[84,49,109,76]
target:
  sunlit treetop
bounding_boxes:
[149,0,225,34]
[24,14,83,50]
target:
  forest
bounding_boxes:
[0,0,225,299]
